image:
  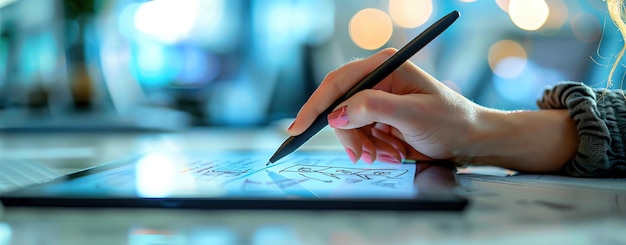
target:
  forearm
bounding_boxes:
[457,109,578,173]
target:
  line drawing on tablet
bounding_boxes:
[167,153,417,195]
[278,164,410,184]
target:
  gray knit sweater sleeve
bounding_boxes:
[537,82,626,177]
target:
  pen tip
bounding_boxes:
[266,161,272,166]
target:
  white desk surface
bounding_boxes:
[0,127,625,245]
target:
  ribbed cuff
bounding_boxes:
[537,82,625,177]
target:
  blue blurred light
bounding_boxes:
[251,0,313,65]
[0,39,8,78]
[252,225,300,245]
[493,60,565,104]
[188,0,235,52]
[494,57,526,79]
[296,0,334,45]
[188,228,238,245]
[131,42,182,89]
[117,3,141,40]
[176,48,220,86]
[207,81,267,126]
[0,223,12,245]
[19,31,58,83]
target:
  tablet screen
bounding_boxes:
[1,151,467,211]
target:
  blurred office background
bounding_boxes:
[0,0,620,130]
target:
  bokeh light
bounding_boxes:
[496,0,510,12]
[494,57,527,79]
[349,8,393,50]
[542,0,568,31]
[175,49,220,86]
[493,61,565,103]
[118,3,141,39]
[388,0,433,28]
[187,0,232,51]
[570,13,601,43]
[508,0,549,31]
[130,42,181,88]
[488,40,527,78]
[134,0,199,43]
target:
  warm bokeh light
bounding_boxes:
[496,0,510,12]
[488,40,527,78]
[570,13,601,43]
[388,0,432,28]
[349,8,393,50]
[508,0,549,31]
[542,0,568,31]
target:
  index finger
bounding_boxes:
[287,48,398,136]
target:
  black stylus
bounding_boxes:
[267,10,460,165]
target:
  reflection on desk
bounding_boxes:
[0,128,625,244]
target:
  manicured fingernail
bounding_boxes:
[287,121,295,131]
[345,147,357,163]
[328,106,349,128]
[361,151,373,164]
[378,153,401,164]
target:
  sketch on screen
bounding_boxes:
[74,152,416,198]
[279,164,410,183]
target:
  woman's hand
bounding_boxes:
[287,48,485,164]
[286,48,578,172]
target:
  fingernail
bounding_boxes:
[328,106,349,128]
[287,121,295,131]
[378,153,401,164]
[345,147,357,163]
[361,151,373,164]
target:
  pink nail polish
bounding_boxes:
[287,121,295,131]
[345,147,357,163]
[328,106,349,128]
[378,154,401,164]
[361,151,373,164]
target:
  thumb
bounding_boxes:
[327,89,421,132]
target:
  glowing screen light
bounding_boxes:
[388,0,432,28]
[135,153,199,198]
[136,154,177,197]
[508,0,549,31]
[488,40,527,79]
[349,8,393,50]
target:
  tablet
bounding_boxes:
[0,151,468,211]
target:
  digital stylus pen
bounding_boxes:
[267,10,460,166]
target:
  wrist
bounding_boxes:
[456,108,578,172]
